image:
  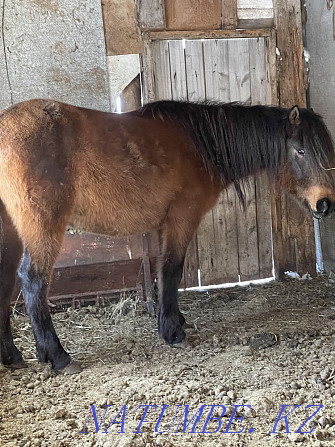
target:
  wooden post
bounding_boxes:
[222,0,238,29]
[272,0,316,278]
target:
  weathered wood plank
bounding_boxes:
[228,38,260,280]
[184,40,206,101]
[228,38,251,102]
[165,0,222,31]
[203,39,229,101]
[183,235,200,288]
[184,40,212,284]
[168,40,188,100]
[212,189,239,284]
[236,179,260,281]
[50,260,144,297]
[102,0,143,56]
[152,40,172,100]
[55,233,145,268]
[249,37,270,105]
[249,37,273,278]
[137,0,166,30]
[238,0,274,28]
[238,0,274,27]
[222,0,238,29]
[141,39,156,103]
[266,30,279,106]
[195,210,217,286]
[202,38,238,284]
[272,0,314,278]
[147,29,273,40]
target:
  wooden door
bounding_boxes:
[143,37,274,286]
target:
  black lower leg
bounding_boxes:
[18,249,70,371]
[0,303,25,366]
[158,256,186,344]
[0,229,24,366]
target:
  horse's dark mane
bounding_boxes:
[140,101,334,204]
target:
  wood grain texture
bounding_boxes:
[152,40,172,100]
[168,40,188,100]
[137,0,166,30]
[249,37,273,278]
[184,40,206,102]
[272,0,315,278]
[147,29,273,40]
[222,0,238,29]
[203,39,229,101]
[238,0,274,28]
[55,233,145,268]
[165,0,222,31]
[145,36,274,286]
[50,260,144,298]
[306,1,335,274]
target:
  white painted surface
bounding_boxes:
[107,54,140,111]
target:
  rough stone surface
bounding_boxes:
[0,0,110,111]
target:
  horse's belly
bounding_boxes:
[69,196,167,237]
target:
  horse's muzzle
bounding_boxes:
[312,198,335,219]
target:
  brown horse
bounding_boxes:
[0,99,335,372]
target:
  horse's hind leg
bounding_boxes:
[158,208,200,345]
[0,205,25,367]
[17,248,70,370]
[15,212,80,372]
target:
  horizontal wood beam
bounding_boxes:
[145,28,273,41]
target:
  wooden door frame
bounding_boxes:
[141,22,315,281]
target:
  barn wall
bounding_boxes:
[306,1,335,274]
[144,36,274,286]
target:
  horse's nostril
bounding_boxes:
[316,198,330,214]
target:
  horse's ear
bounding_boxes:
[288,105,301,126]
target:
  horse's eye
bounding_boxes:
[297,149,305,156]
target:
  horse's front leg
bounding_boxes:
[158,254,186,344]
[17,249,79,372]
[0,207,25,367]
[157,206,200,345]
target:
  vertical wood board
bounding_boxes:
[145,36,274,285]
[165,0,222,31]
[137,0,166,30]
[222,0,238,29]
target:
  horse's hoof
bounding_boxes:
[6,360,28,369]
[58,360,82,375]
[159,312,186,345]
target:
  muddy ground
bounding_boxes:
[2,277,335,447]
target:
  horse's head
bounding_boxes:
[280,106,335,219]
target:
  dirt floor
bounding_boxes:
[2,277,335,447]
